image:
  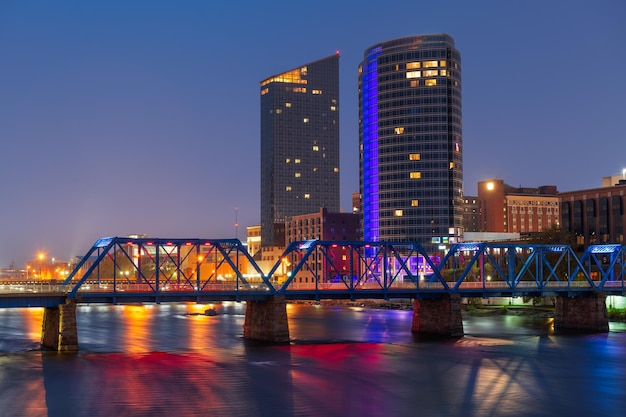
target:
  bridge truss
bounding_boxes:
[54,237,626,303]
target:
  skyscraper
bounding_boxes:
[260,54,340,246]
[359,34,463,254]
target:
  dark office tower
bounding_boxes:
[359,34,463,254]
[261,54,340,247]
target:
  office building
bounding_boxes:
[462,196,480,233]
[559,178,626,248]
[285,208,360,283]
[477,179,559,235]
[359,34,463,254]
[285,208,360,243]
[260,54,340,246]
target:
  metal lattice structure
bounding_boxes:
[62,237,275,303]
[1,238,624,307]
[61,237,626,301]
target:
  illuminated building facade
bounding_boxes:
[260,54,340,246]
[477,179,559,235]
[359,34,463,254]
[285,208,360,243]
[246,225,261,258]
[285,208,360,283]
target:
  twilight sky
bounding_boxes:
[1,0,624,267]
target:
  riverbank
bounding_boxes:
[289,299,626,321]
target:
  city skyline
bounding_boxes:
[1,1,624,267]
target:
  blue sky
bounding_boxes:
[1,0,624,267]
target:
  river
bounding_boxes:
[1,302,625,417]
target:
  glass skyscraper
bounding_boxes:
[261,54,340,246]
[359,34,463,254]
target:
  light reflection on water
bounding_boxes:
[0,303,625,416]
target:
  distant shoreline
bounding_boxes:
[289,299,626,321]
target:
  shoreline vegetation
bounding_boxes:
[288,299,626,322]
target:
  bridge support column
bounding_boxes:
[555,293,609,333]
[41,298,79,351]
[411,294,463,337]
[243,296,290,343]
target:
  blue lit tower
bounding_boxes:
[359,35,463,254]
[260,54,340,246]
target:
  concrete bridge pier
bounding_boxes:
[554,293,609,332]
[411,294,464,337]
[41,298,79,351]
[243,296,290,343]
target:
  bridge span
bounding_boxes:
[1,237,625,350]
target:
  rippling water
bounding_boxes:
[1,303,626,417]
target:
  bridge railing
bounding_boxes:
[0,283,69,294]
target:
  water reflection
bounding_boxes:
[0,354,47,417]
[122,305,153,352]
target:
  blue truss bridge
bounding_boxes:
[1,237,625,308]
[1,237,625,350]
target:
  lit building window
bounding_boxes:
[261,67,308,86]
[449,162,454,169]
[423,60,438,68]
[410,80,419,87]
[312,89,322,94]
[423,70,438,77]
[276,109,283,114]
[425,79,437,86]
[406,71,421,79]
[440,60,447,67]
[407,62,421,69]
[333,167,339,173]
[295,173,301,178]
[286,186,292,191]
[394,210,403,217]
[285,102,292,107]
[394,127,404,134]
[295,159,301,164]
[285,158,291,163]
[410,172,421,179]
[304,193,310,199]
[261,88,269,95]
[330,106,336,111]
[313,167,318,171]
[313,145,319,151]
[440,70,447,76]
[409,153,421,160]
[303,118,309,123]
[411,200,419,207]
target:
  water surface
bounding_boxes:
[1,303,625,416]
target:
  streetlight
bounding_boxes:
[38,252,45,279]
